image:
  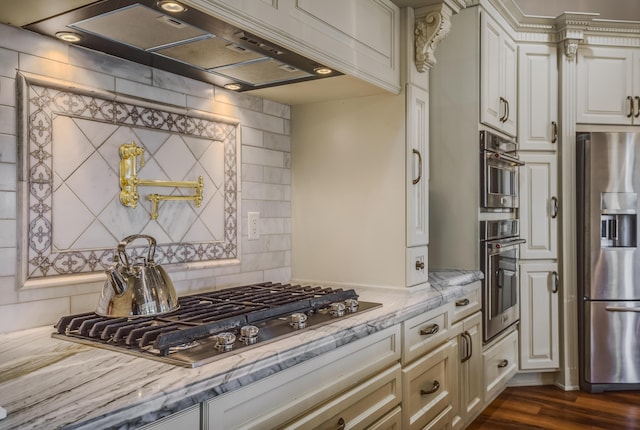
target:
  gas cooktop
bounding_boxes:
[53,282,381,368]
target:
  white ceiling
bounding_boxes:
[513,0,640,22]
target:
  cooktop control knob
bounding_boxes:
[215,332,236,352]
[330,302,346,317]
[240,325,259,345]
[290,312,307,329]
[344,298,359,313]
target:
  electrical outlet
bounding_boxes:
[248,212,260,240]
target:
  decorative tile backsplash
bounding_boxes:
[0,22,291,332]
[18,75,239,287]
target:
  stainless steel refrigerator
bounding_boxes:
[577,131,640,393]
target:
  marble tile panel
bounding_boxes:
[240,251,287,272]
[0,76,15,106]
[0,134,16,163]
[0,47,18,78]
[264,166,291,185]
[0,276,18,305]
[263,99,291,119]
[68,45,152,85]
[260,218,288,236]
[152,69,214,99]
[70,292,102,314]
[52,183,95,251]
[115,78,186,107]
[263,267,292,284]
[64,152,118,216]
[214,270,264,289]
[264,234,291,252]
[18,54,115,92]
[212,100,285,134]
[0,163,16,191]
[241,126,264,147]
[264,132,291,152]
[262,201,291,218]
[0,191,15,218]
[242,182,286,201]
[0,105,15,134]
[214,87,263,112]
[242,163,264,182]
[242,146,285,168]
[51,116,95,181]
[0,297,69,333]
[0,220,15,246]
[1,24,68,62]
[0,247,15,277]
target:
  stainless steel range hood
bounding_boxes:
[22,0,341,92]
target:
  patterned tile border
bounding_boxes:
[17,73,239,287]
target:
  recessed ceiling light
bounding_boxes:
[157,1,187,13]
[224,83,242,91]
[314,67,333,75]
[55,32,82,43]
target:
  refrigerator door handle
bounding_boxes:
[605,306,640,313]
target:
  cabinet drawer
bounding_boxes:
[482,328,519,403]
[402,303,453,364]
[402,339,456,430]
[281,364,401,430]
[204,326,400,429]
[369,406,402,430]
[451,281,482,323]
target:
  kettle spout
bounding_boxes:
[106,266,127,295]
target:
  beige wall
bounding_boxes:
[291,92,406,288]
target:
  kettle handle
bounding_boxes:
[117,234,157,266]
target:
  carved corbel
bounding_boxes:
[563,39,580,61]
[415,4,453,72]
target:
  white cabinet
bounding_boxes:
[577,47,640,125]
[480,11,518,137]
[405,83,430,286]
[519,44,558,151]
[184,0,401,93]
[138,405,201,430]
[451,311,483,430]
[519,153,558,260]
[482,328,518,404]
[203,326,400,429]
[402,339,457,430]
[519,262,560,370]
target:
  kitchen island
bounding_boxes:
[0,270,482,429]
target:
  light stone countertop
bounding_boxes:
[0,270,482,430]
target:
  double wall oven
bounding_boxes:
[479,130,525,343]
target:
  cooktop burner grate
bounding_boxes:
[53,282,381,367]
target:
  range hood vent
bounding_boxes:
[23,1,340,91]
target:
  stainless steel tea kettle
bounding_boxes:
[96,234,179,317]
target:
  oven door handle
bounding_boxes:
[488,238,526,252]
[486,150,525,166]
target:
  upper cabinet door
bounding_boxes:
[480,12,518,137]
[519,44,558,151]
[577,47,636,125]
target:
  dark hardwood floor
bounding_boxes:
[467,385,640,429]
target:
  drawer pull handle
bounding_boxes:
[420,380,440,395]
[551,121,558,143]
[629,96,635,118]
[420,324,440,336]
[455,298,470,307]
[336,417,346,430]
[498,359,509,368]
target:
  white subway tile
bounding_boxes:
[68,46,152,85]
[215,271,264,289]
[152,69,214,98]
[264,167,291,185]
[0,247,15,277]
[0,47,18,78]
[0,191,15,219]
[0,276,18,305]
[263,267,291,284]
[261,218,287,235]
[242,163,264,182]
[265,234,291,252]
[0,105,15,135]
[19,54,115,92]
[4,24,69,63]
[264,132,291,152]
[262,201,291,218]
[0,162,16,191]
[115,78,186,107]
[241,126,263,147]
[0,297,70,333]
[0,134,16,163]
[243,182,286,201]
[0,76,15,106]
[0,220,15,246]
[242,146,284,168]
[263,99,290,119]
[214,87,263,112]
[70,292,102,314]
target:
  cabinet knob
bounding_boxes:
[415,260,425,271]
[420,324,439,336]
[498,359,509,368]
[336,417,346,430]
[420,380,440,395]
